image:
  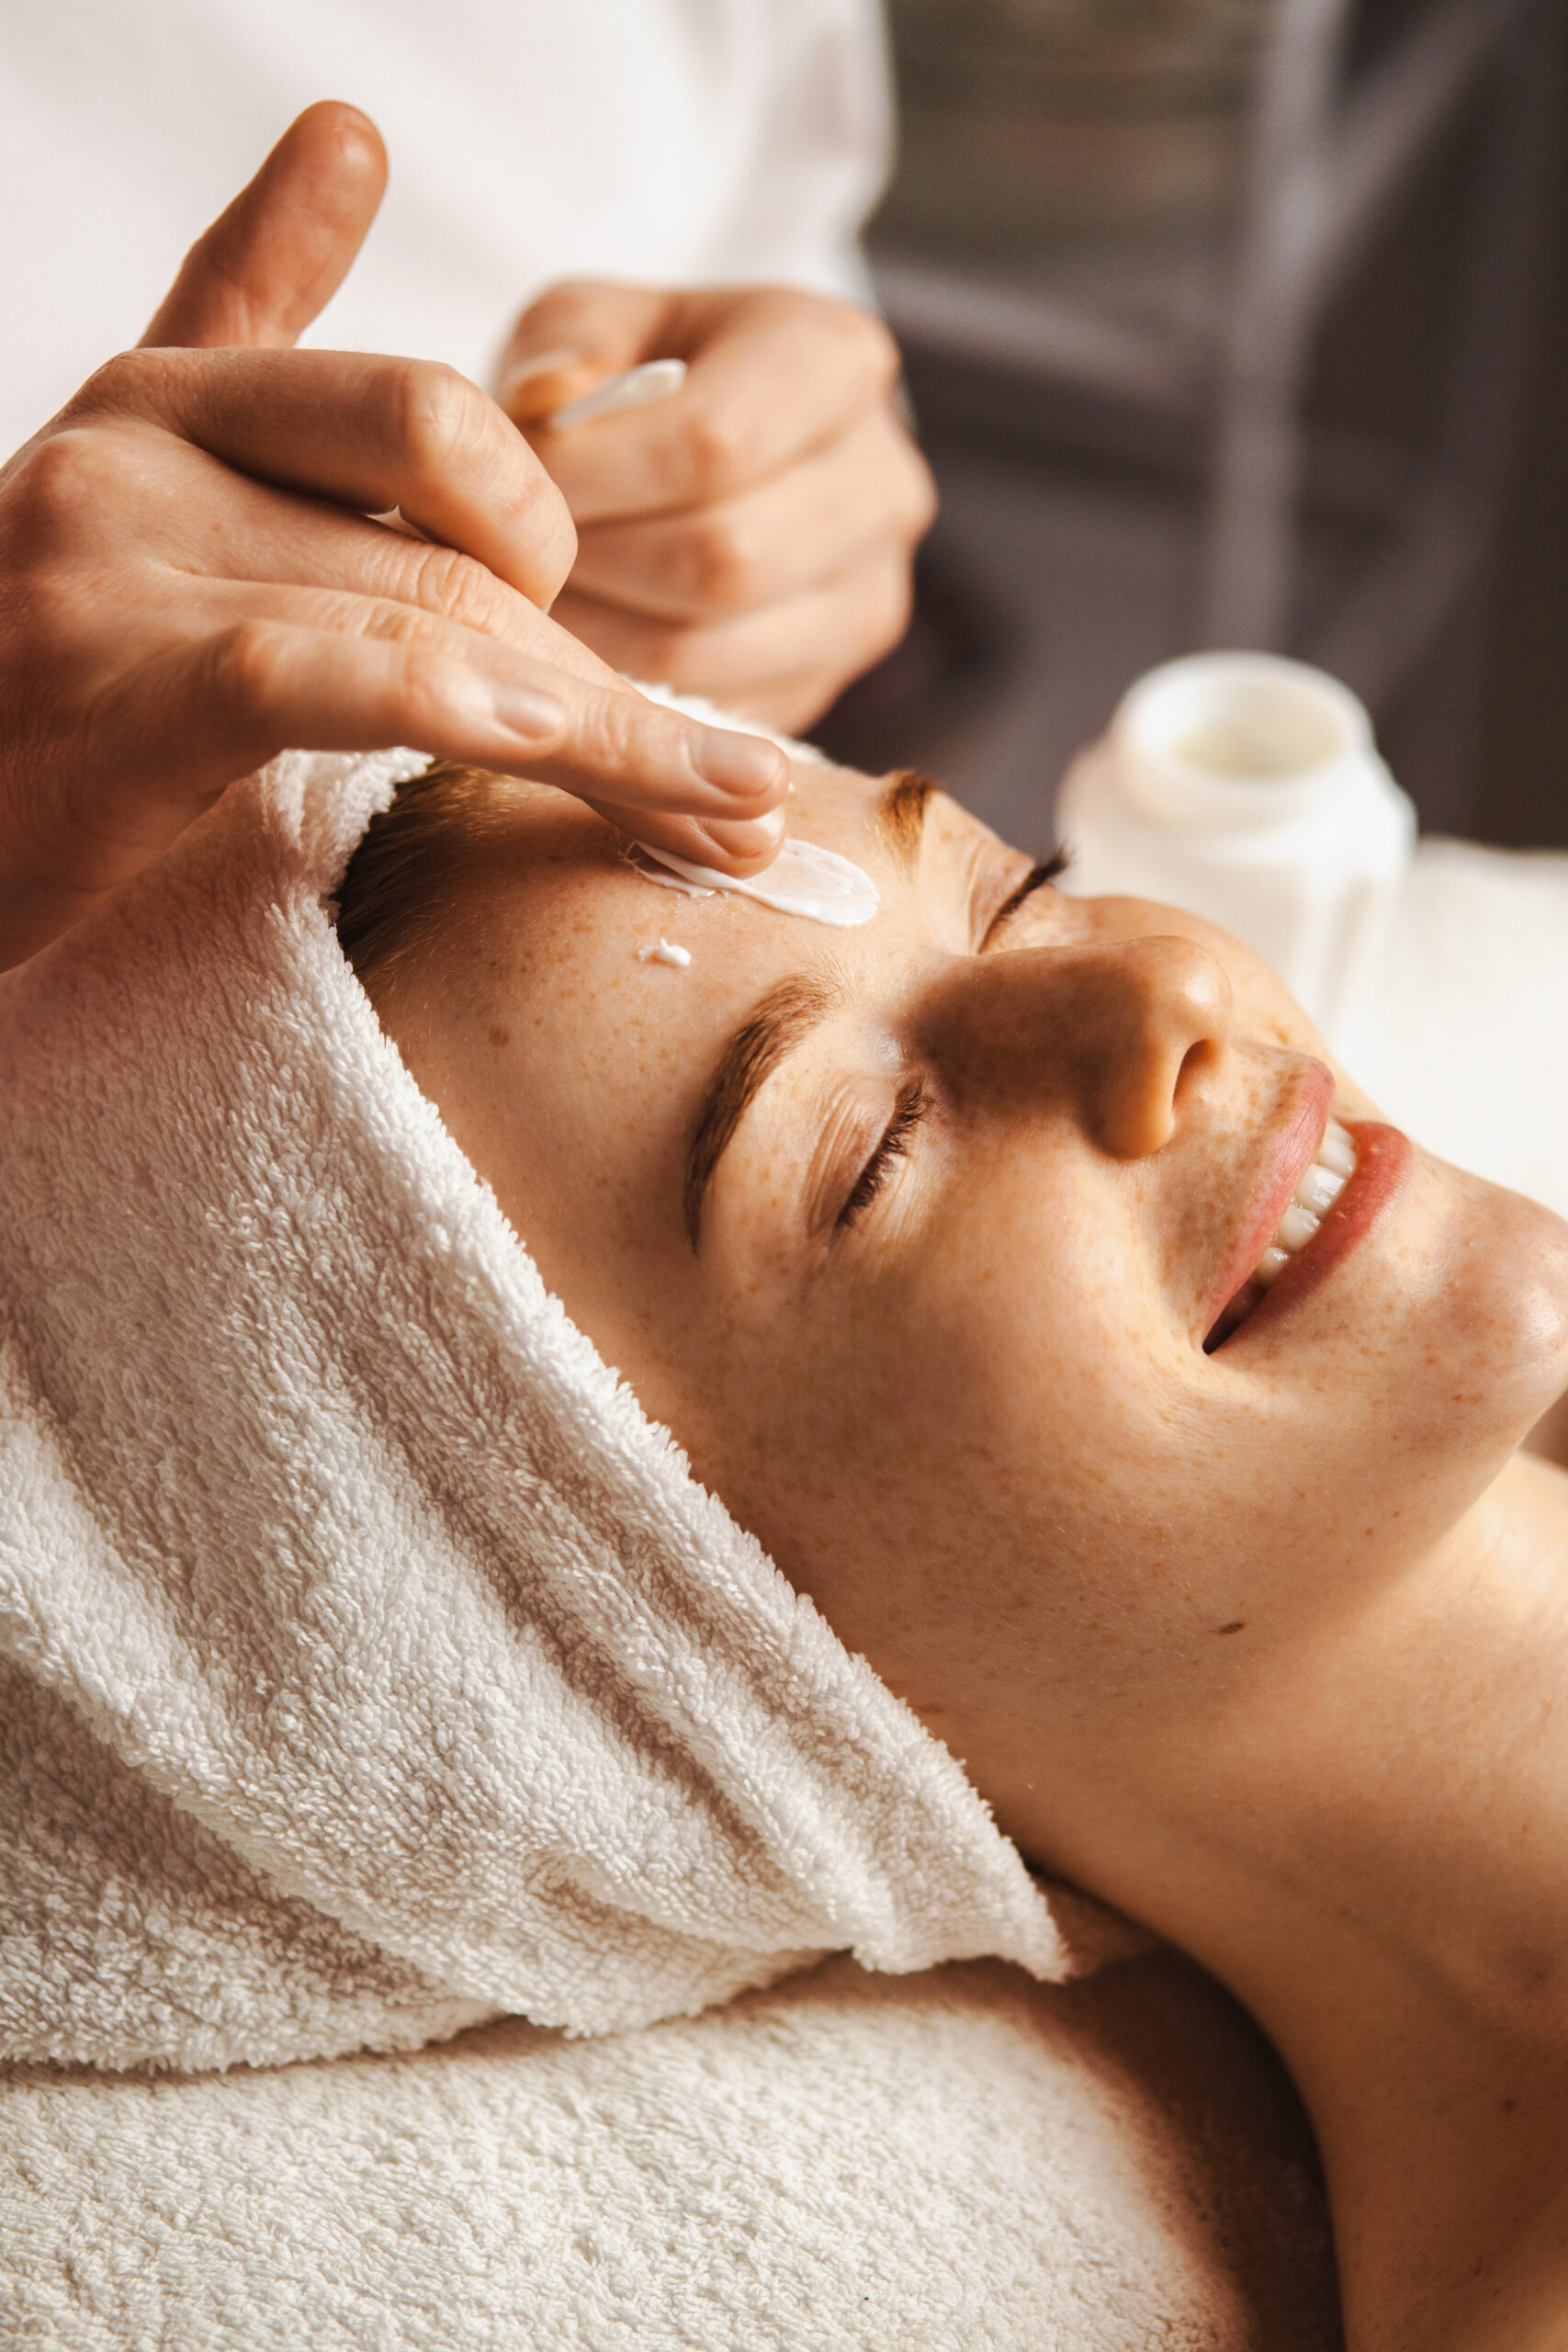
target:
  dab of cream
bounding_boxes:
[633,838,878,929]
[637,937,692,967]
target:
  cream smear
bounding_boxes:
[637,938,692,967]
[633,839,879,929]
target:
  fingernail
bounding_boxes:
[695,806,786,869]
[690,725,789,799]
[499,346,581,403]
[474,675,566,742]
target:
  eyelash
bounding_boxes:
[840,1077,929,1229]
[832,847,1068,1233]
[985,847,1070,944]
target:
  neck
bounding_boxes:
[1285,1973,1568,2352]
[1101,1453,1568,2351]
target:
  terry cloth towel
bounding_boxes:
[0,1950,1343,2352]
[0,748,1071,2077]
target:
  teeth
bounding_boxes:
[1276,1201,1322,1251]
[1293,1160,1346,1216]
[1210,1114,1359,1346]
[1253,1244,1292,1289]
[1248,1116,1358,1288]
[1316,1117,1356,1178]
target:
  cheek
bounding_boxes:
[681,1203,1230,1702]
[667,1148,1568,1732]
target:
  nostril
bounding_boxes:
[1175,1035,1222,1102]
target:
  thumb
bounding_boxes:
[498,280,674,424]
[140,100,388,352]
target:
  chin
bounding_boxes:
[1259,1147,1568,1562]
[1415,1152,1568,1459]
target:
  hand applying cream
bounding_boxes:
[529,355,868,922]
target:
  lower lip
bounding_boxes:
[1209,1121,1414,1351]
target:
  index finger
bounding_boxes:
[529,288,900,526]
[74,345,577,611]
[140,102,388,352]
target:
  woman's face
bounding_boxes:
[381,758,1568,1901]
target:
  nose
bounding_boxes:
[941,933,1234,1159]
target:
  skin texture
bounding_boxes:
[502,284,936,730]
[367,759,1568,2352]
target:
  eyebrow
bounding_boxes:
[876,770,937,872]
[682,971,844,1247]
[679,771,936,1249]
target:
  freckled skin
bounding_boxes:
[372,760,1568,2352]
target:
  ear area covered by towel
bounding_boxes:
[0,748,1077,2075]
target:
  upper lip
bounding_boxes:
[1201,1059,1337,1340]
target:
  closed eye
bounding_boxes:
[982,849,1069,947]
[839,1077,928,1228]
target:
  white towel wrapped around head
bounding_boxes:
[0,751,1074,2075]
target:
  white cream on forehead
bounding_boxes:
[632,838,879,929]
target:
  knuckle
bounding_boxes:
[681,404,749,504]
[682,508,760,612]
[793,290,901,392]
[65,347,166,419]
[851,560,915,671]
[0,430,129,582]
[520,473,578,586]
[389,640,454,729]
[876,557,916,643]
[846,304,902,389]
[407,541,513,636]
[361,605,452,660]
[590,686,653,772]
[9,429,118,526]
[903,448,940,538]
[389,359,494,480]
[211,619,288,717]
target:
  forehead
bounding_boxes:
[457,758,981,1029]
[417,759,1008,1273]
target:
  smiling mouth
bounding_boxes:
[1204,1115,1358,1351]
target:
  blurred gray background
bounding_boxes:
[819,0,1567,859]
